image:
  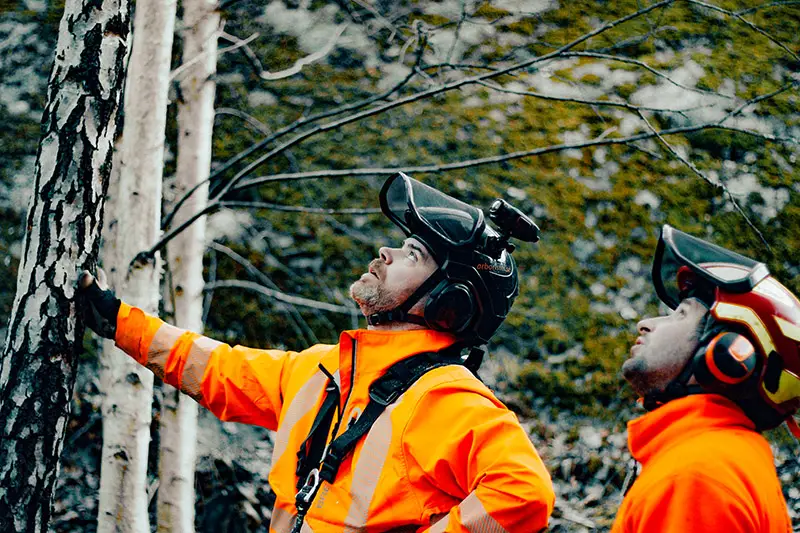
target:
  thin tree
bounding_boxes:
[0,0,131,530]
[158,1,221,530]
[95,0,177,530]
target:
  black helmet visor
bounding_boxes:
[380,173,485,255]
[653,224,770,309]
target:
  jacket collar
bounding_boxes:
[334,328,459,405]
[627,394,756,465]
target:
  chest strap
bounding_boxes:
[291,348,463,530]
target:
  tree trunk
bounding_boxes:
[95,0,177,530]
[0,0,131,530]
[159,3,220,531]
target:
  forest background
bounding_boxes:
[0,0,798,531]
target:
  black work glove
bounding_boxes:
[77,269,121,340]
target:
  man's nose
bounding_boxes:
[637,317,656,335]
[378,246,393,264]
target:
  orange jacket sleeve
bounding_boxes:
[114,302,301,430]
[617,472,757,533]
[404,383,555,532]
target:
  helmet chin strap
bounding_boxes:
[366,269,445,328]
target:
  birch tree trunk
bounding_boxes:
[158,3,220,531]
[0,0,131,530]
[95,0,177,530]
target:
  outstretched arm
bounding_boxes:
[78,271,304,430]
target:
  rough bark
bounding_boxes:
[95,0,177,530]
[158,2,220,531]
[0,0,131,530]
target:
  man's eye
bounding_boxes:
[407,250,417,261]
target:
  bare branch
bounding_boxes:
[218,200,382,215]
[559,51,734,99]
[161,36,425,232]
[215,107,270,135]
[170,32,257,83]
[718,81,797,125]
[204,279,359,315]
[208,242,321,344]
[687,0,800,62]
[635,109,770,249]
[232,122,799,191]
[260,24,348,81]
[475,79,704,117]
[208,1,678,201]
[162,2,674,235]
[736,0,800,16]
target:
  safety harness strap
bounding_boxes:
[295,378,339,490]
[291,347,463,531]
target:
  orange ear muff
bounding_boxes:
[694,332,758,389]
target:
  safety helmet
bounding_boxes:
[651,224,800,434]
[368,172,539,348]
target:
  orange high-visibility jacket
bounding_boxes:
[612,394,792,533]
[115,303,555,532]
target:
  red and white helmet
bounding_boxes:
[653,225,800,433]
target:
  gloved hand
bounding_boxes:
[77,269,120,340]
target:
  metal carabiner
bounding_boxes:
[295,468,321,511]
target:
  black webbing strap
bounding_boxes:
[318,349,462,484]
[295,380,339,490]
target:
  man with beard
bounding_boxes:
[79,172,555,533]
[613,225,798,533]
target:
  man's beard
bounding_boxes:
[349,278,397,315]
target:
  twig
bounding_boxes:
[232,122,798,191]
[259,24,348,81]
[560,51,733,99]
[476,79,706,117]
[204,279,359,315]
[170,32,258,83]
[206,1,679,204]
[142,119,797,260]
[736,0,800,16]
[687,0,800,62]
[636,110,770,249]
[216,108,270,135]
[718,81,797,125]
[208,242,320,344]
[218,201,382,215]
[161,35,426,232]
[162,2,675,234]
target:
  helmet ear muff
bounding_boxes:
[693,332,758,390]
[424,281,476,334]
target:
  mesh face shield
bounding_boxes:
[380,172,486,261]
[653,225,770,309]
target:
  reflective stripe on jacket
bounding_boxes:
[612,394,791,533]
[115,302,555,532]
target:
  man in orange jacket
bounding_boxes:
[613,225,798,533]
[80,172,555,533]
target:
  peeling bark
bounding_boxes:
[94,0,177,531]
[158,2,220,531]
[0,0,131,531]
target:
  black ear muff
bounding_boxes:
[424,282,476,333]
[693,332,758,389]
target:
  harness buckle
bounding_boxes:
[369,379,401,406]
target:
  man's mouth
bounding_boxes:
[368,264,380,279]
